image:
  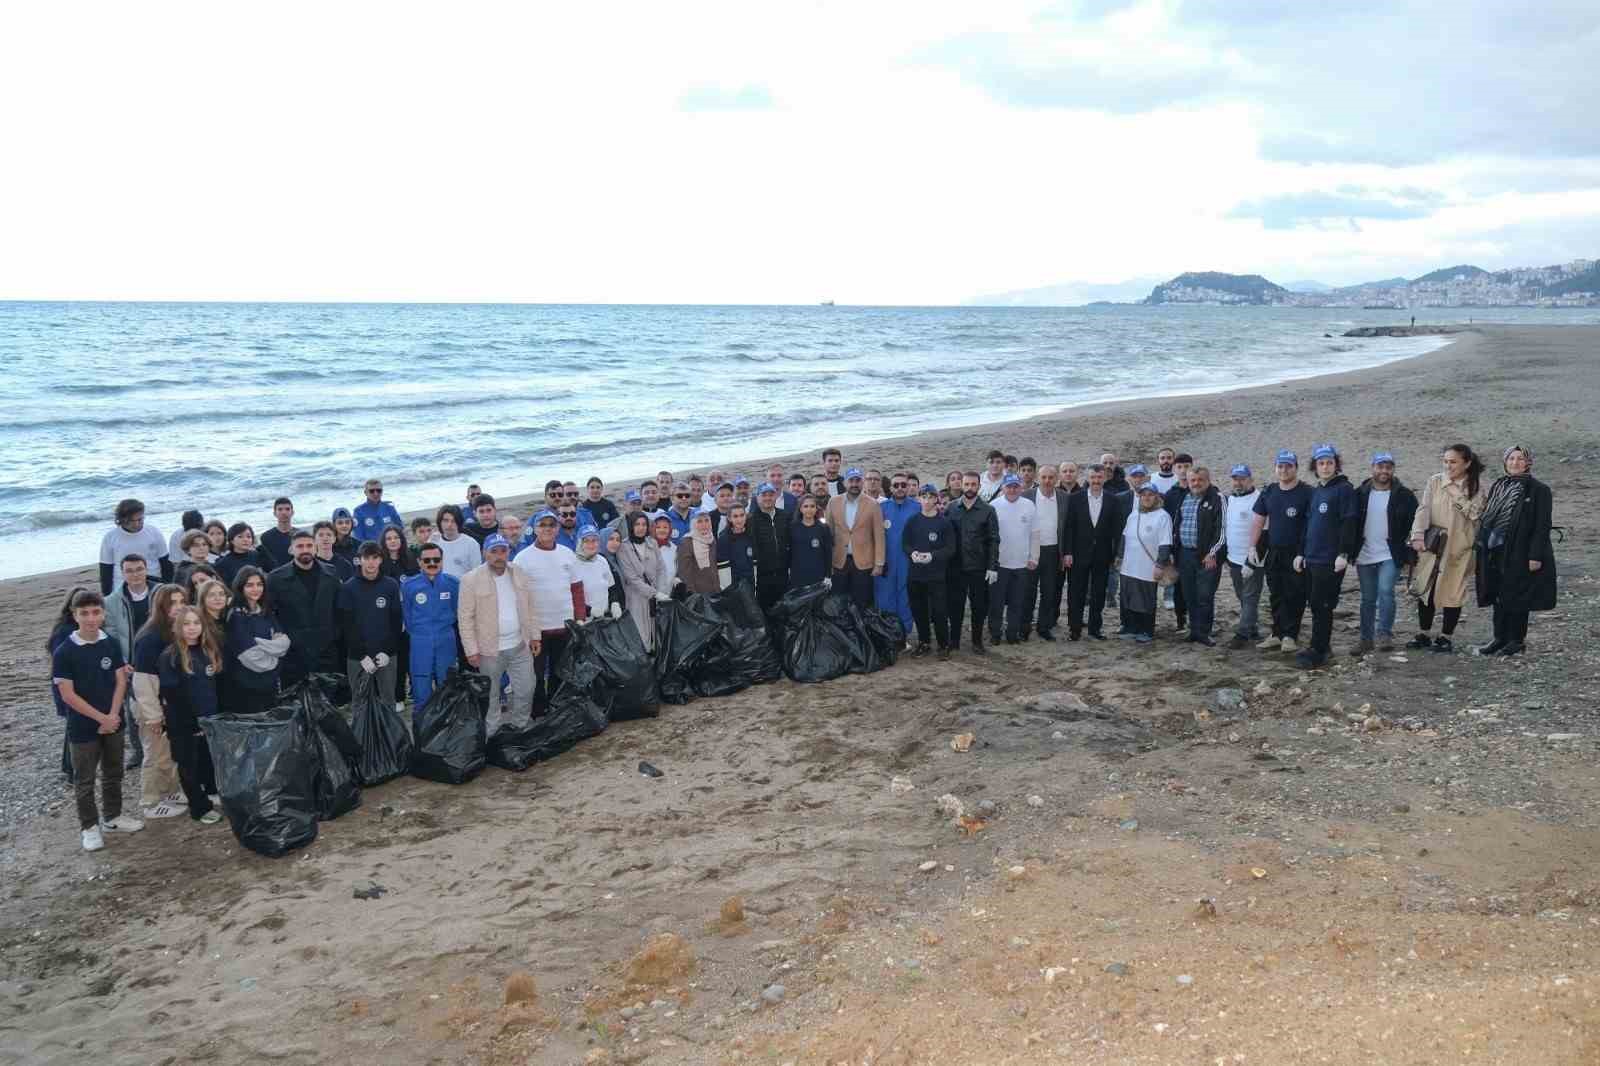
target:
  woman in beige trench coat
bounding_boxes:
[1405,444,1486,652]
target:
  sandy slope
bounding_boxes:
[2,324,1598,1065]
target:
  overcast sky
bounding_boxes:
[3,0,1597,304]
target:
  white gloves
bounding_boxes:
[822,577,833,590]
[1333,555,1348,573]
[609,602,623,620]
[374,652,390,668]
[911,551,931,564]
[360,656,377,674]
[1246,549,1263,568]
[1240,564,1254,581]
[985,570,998,585]
[1292,555,1305,573]
[656,592,673,602]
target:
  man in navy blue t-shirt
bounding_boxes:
[51,591,144,851]
[1249,449,1315,651]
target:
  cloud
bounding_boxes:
[677,83,775,112]
[1229,188,1442,229]
[919,1,1600,165]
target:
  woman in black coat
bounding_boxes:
[1474,445,1556,657]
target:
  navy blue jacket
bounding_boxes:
[1300,475,1361,566]
[336,575,403,659]
[717,529,756,586]
[788,521,834,587]
[223,606,282,692]
[901,512,956,582]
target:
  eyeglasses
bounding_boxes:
[674,493,690,499]
[420,557,441,567]
[558,510,576,518]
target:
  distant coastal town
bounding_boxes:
[1144,257,1600,308]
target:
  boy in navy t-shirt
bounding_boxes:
[51,591,144,851]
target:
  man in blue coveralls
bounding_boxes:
[874,471,919,637]
[401,540,459,727]
[353,478,404,543]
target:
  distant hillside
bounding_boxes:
[1145,272,1289,305]
[1285,280,1332,294]
[1412,264,1489,285]
[1541,262,1600,297]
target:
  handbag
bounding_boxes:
[1136,512,1179,587]
[1422,525,1447,555]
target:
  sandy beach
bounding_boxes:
[2,323,1598,1065]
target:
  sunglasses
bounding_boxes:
[420,557,441,566]
[367,488,382,494]
[559,511,576,518]
[674,492,690,499]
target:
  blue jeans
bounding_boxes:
[1177,548,1220,639]
[1356,559,1398,641]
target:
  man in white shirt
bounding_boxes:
[1354,451,1418,655]
[513,510,587,712]
[1222,465,1265,649]
[99,499,170,594]
[1023,464,1069,641]
[978,450,1007,502]
[1148,448,1181,496]
[459,534,539,735]
[987,475,1039,644]
[433,505,483,579]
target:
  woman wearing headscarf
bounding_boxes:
[1406,443,1486,653]
[676,511,722,595]
[1475,445,1556,656]
[617,512,669,650]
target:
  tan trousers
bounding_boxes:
[132,673,177,806]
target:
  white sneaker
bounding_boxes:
[101,814,145,833]
[81,826,105,851]
[162,791,185,806]
[1280,637,1298,653]
[1256,635,1281,650]
[199,810,223,825]
[142,802,182,820]
[206,794,220,806]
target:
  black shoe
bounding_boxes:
[1295,649,1328,669]
[937,647,951,661]
[1477,639,1506,657]
[912,643,931,657]
[1021,630,1032,642]
[1430,636,1453,654]
[972,641,987,656]
[1086,631,1106,641]
[1037,629,1056,642]
[1406,633,1432,649]
[1497,641,1525,657]
[1228,635,1250,650]
[1069,630,1082,641]
[125,755,144,770]
[1175,619,1188,631]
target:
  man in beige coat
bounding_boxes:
[825,467,885,610]
[458,534,540,734]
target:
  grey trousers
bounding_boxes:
[1228,562,1264,639]
[481,642,535,736]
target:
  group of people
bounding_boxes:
[57,443,1557,854]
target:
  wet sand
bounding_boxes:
[2,324,1598,1064]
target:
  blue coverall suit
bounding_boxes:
[353,500,405,541]
[401,570,459,724]
[874,496,919,632]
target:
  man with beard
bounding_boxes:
[946,471,999,655]
[1173,465,1225,646]
[1023,462,1070,640]
[824,468,885,609]
[1148,448,1180,495]
[267,530,341,688]
[1353,451,1418,654]
[820,448,846,496]
[1222,465,1265,649]
[874,472,919,635]
[1062,464,1124,641]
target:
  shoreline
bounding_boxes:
[2,325,1469,593]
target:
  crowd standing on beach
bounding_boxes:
[54,442,1557,854]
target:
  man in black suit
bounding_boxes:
[1022,463,1071,641]
[1062,464,1125,640]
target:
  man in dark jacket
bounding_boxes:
[1294,444,1362,669]
[1062,464,1125,640]
[1023,463,1071,640]
[1171,465,1226,645]
[1161,464,1192,630]
[337,542,404,709]
[747,483,792,613]
[945,471,999,655]
[266,531,341,688]
[1353,452,1419,654]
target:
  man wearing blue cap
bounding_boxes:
[1294,444,1361,669]
[825,468,886,610]
[874,473,919,635]
[1222,464,1264,649]
[1353,450,1418,654]
[748,482,792,615]
[458,533,538,734]
[1249,450,1314,652]
[989,474,1040,644]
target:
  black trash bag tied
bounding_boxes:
[688,584,783,697]
[410,668,489,785]
[558,615,660,720]
[274,677,361,821]
[200,710,319,858]
[487,684,609,771]
[350,669,413,787]
[653,597,722,705]
[771,582,887,683]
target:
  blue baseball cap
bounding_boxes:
[532,509,558,525]
[1136,481,1163,495]
[1230,464,1251,478]
[757,482,777,495]
[1001,473,1022,487]
[624,489,641,503]
[1311,443,1338,461]
[845,467,864,480]
[331,507,353,521]
[1371,451,1395,465]
[734,474,750,486]
[1275,450,1298,466]
[1127,464,1148,477]
[577,524,600,541]
[483,533,509,552]
[919,483,939,495]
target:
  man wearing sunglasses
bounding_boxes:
[353,478,405,542]
[874,473,919,635]
[554,504,582,550]
[665,483,695,543]
[401,542,460,724]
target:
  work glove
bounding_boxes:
[609,602,623,620]
[1333,555,1348,574]
[1246,549,1263,568]
[360,656,378,674]
[1240,564,1254,581]
[985,570,998,585]
[656,592,673,602]
[822,577,833,590]
[1292,555,1305,573]
[374,652,390,668]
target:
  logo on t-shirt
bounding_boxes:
[364,517,374,526]
[99,657,112,670]
[205,664,215,678]
[745,547,753,557]
[811,538,820,548]
[927,532,938,543]
[415,592,427,604]
[375,597,387,608]
[1286,507,1298,517]
[884,519,892,529]
[1318,502,1328,514]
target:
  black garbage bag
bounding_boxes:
[275,679,361,820]
[350,671,413,786]
[575,615,659,720]
[860,608,907,668]
[821,594,881,675]
[304,670,352,710]
[690,584,783,697]
[772,583,857,683]
[200,712,318,857]
[653,597,722,705]
[410,669,489,784]
[486,685,609,770]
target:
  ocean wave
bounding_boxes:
[0,508,107,534]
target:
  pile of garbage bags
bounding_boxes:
[769,583,905,683]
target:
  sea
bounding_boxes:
[2,301,1595,582]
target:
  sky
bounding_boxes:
[2,0,1598,305]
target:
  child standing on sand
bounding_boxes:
[51,590,145,851]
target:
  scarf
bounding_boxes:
[626,511,649,544]
[691,524,715,568]
[1480,474,1528,539]
[577,542,598,561]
